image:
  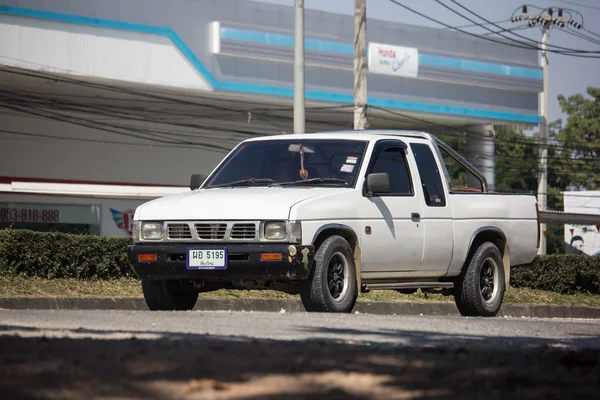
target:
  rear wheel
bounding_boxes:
[301,235,358,313]
[142,279,199,311]
[454,241,505,317]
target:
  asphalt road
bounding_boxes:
[1,309,599,348]
[2,310,600,399]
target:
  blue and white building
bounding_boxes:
[0,0,542,236]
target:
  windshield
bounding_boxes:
[205,139,367,188]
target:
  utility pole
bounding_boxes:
[293,0,305,134]
[538,24,549,255]
[511,6,579,254]
[353,0,368,130]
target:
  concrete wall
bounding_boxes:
[0,112,231,186]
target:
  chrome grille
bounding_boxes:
[167,223,192,239]
[195,223,227,240]
[230,223,256,239]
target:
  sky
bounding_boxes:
[258,0,600,127]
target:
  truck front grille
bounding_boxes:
[230,223,256,239]
[167,223,192,239]
[158,221,264,242]
[195,223,227,240]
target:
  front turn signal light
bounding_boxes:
[138,254,158,262]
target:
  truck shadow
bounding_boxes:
[0,325,598,400]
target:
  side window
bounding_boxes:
[438,145,484,193]
[370,148,413,195]
[411,143,447,207]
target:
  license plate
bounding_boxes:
[186,249,227,270]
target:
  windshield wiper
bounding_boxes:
[279,178,348,186]
[207,178,277,189]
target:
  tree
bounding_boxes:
[433,88,600,253]
[554,87,600,190]
[494,129,564,254]
[494,129,537,193]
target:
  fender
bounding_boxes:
[466,226,511,288]
[311,224,362,288]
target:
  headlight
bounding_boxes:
[264,221,286,240]
[132,221,140,243]
[141,222,164,240]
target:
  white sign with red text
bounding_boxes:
[368,42,419,78]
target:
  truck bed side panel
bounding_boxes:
[447,194,538,275]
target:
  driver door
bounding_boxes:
[359,140,425,272]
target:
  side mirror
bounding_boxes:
[190,174,207,190]
[366,173,390,196]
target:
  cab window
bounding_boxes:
[411,143,447,207]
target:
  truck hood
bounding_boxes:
[135,187,347,221]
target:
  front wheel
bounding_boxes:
[301,235,358,313]
[454,241,505,317]
[141,279,199,311]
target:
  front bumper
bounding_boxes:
[127,243,315,281]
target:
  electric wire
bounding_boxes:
[559,26,600,46]
[482,25,533,36]
[386,0,600,58]
[444,0,600,53]
[557,0,600,11]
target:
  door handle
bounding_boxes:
[411,212,421,220]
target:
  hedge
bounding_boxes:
[511,255,600,295]
[0,229,133,280]
[0,230,599,294]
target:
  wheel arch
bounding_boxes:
[465,227,511,288]
[311,224,362,288]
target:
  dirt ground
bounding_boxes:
[1,333,599,400]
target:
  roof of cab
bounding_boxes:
[243,129,436,142]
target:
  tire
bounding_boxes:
[454,241,505,317]
[302,235,358,313]
[299,267,317,312]
[141,279,199,311]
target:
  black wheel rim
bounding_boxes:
[327,252,349,301]
[480,258,498,303]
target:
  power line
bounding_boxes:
[559,27,600,46]
[0,66,355,135]
[0,102,237,152]
[482,25,533,36]
[318,101,599,158]
[444,0,600,53]
[0,89,348,141]
[386,0,600,58]
[0,85,354,146]
[557,0,600,11]
[0,65,353,120]
[584,28,600,38]
[370,105,600,155]
[2,64,597,160]
[0,129,217,150]
[444,19,509,29]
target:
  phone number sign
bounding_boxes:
[0,202,101,226]
[0,207,60,223]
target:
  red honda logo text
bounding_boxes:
[378,48,396,58]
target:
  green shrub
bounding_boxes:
[0,229,134,280]
[511,255,600,295]
[1,230,599,295]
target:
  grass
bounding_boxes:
[1,275,600,307]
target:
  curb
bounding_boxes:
[1,297,599,318]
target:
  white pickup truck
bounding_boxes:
[128,130,540,317]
